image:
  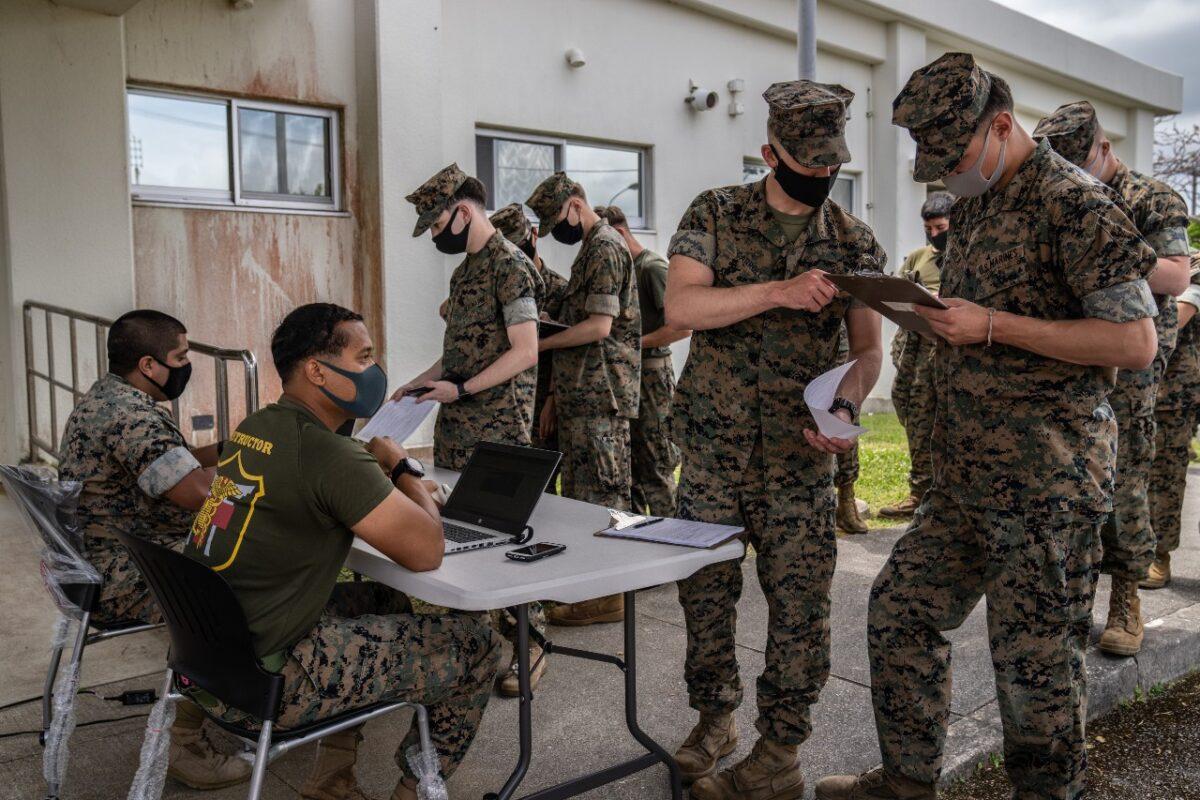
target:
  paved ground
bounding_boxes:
[3,470,1200,800]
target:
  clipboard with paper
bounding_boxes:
[825,271,947,336]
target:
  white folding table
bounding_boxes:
[344,466,745,800]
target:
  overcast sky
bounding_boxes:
[993,0,1200,131]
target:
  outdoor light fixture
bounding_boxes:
[565,48,587,68]
[686,80,719,112]
[727,78,746,116]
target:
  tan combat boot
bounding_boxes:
[689,737,804,800]
[167,699,252,790]
[836,484,869,535]
[1099,577,1144,657]
[546,594,624,626]
[815,766,936,799]
[674,712,738,784]
[878,495,920,519]
[1141,552,1171,590]
[496,644,548,697]
[300,726,377,800]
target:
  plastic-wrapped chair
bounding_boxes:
[114,529,446,800]
[0,465,163,800]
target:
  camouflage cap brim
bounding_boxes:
[405,162,469,238]
[780,132,851,169]
[909,120,971,183]
[411,210,441,238]
[1032,101,1098,167]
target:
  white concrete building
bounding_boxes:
[0,0,1183,461]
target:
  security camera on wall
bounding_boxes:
[686,80,719,112]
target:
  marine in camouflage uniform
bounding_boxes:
[833,326,868,533]
[668,81,885,799]
[1146,254,1200,588]
[58,372,200,626]
[817,53,1159,800]
[1035,100,1192,656]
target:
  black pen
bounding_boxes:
[630,517,664,529]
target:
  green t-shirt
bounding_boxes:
[769,205,814,243]
[184,396,394,657]
[635,248,671,359]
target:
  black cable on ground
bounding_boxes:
[0,713,149,741]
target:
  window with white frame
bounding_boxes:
[127,87,341,212]
[742,158,858,215]
[476,131,650,229]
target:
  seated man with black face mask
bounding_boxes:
[58,309,250,790]
[186,303,501,800]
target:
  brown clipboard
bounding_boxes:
[825,272,947,336]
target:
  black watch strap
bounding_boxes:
[390,458,422,484]
[829,396,859,421]
[454,379,471,399]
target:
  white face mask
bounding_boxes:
[1082,142,1107,180]
[943,126,1007,198]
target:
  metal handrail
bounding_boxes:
[23,300,259,464]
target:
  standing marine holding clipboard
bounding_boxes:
[664,80,885,799]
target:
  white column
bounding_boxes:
[1125,107,1156,175]
[868,21,926,405]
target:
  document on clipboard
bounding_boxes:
[596,517,744,549]
[825,272,947,336]
[353,396,437,443]
[538,320,569,338]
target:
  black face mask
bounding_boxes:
[432,207,471,254]
[928,230,949,251]
[148,358,192,401]
[770,145,838,207]
[551,207,584,246]
[519,236,538,261]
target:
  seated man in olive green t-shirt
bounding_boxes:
[185,303,501,800]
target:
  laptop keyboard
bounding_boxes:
[443,522,498,544]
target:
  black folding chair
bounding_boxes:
[115,529,438,800]
[0,465,162,799]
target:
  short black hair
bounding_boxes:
[981,74,1014,122]
[107,310,187,375]
[271,303,364,382]
[451,176,487,209]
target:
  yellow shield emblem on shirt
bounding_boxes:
[189,450,265,572]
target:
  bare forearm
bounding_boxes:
[464,346,537,394]
[191,443,220,468]
[395,474,441,523]
[1180,302,1198,329]
[839,345,882,407]
[666,282,778,331]
[992,312,1155,369]
[641,324,691,349]
[541,316,610,349]
[1147,256,1191,296]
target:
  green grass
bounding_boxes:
[857,412,914,529]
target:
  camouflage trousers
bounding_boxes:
[891,332,936,497]
[558,413,632,511]
[209,582,501,781]
[869,490,1102,797]
[1149,402,1200,556]
[87,534,179,627]
[1100,410,1157,581]
[834,445,858,488]
[434,438,546,643]
[631,358,680,515]
[676,441,836,745]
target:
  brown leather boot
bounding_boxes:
[836,484,869,535]
[300,726,377,800]
[1141,552,1171,590]
[1099,577,1144,657]
[878,494,920,518]
[546,594,624,626]
[496,644,548,697]
[673,712,737,784]
[167,699,252,790]
[690,737,804,800]
[815,766,936,799]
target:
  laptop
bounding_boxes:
[440,442,562,555]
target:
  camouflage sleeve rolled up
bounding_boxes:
[581,239,626,318]
[111,408,196,498]
[667,191,718,268]
[1139,187,1191,258]
[137,445,201,498]
[1055,190,1158,323]
[494,251,539,328]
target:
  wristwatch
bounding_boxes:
[453,379,471,400]
[828,396,859,422]
[390,456,426,484]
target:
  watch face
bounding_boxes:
[405,457,425,476]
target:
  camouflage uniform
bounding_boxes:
[1035,101,1192,582]
[58,373,199,626]
[890,246,941,499]
[669,81,885,746]
[833,327,859,489]
[1149,257,1200,558]
[406,167,540,472]
[526,173,641,510]
[870,53,1158,798]
[631,248,681,515]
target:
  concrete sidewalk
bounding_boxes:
[2,472,1200,800]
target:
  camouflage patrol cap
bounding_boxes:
[763,80,854,168]
[405,163,469,237]
[1032,101,1099,167]
[490,203,533,245]
[893,52,994,182]
[526,172,582,236]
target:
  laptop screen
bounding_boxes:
[443,444,560,535]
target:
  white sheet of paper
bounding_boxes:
[353,396,437,443]
[803,360,868,440]
[882,300,915,313]
[600,518,743,548]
